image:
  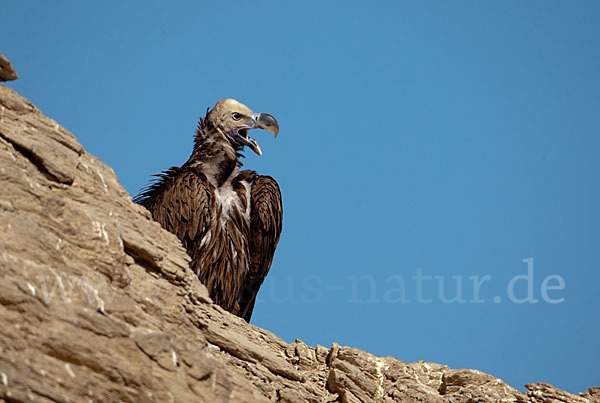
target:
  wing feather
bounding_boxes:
[136,169,212,266]
[239,175,283,322]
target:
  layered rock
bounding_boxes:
[0,67,598,402]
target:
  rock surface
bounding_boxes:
[0,54,18,82]
[0,80,598,402]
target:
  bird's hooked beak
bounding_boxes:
[241,112,279,156]
[251,112,279,138]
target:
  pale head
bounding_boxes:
[206,99,279,156]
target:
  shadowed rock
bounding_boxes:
[0,54,18,82]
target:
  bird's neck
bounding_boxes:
[184,125,241,187]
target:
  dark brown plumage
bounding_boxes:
[134,99,282,322]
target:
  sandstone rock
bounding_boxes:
[0,54,18,82]
[0,79,597,402]
[523,383,600,403]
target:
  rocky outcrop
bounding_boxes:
[0,73,598,402]
[0,54,18,82]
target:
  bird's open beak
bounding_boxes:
[251,113,279,138]
[242,112,279,156]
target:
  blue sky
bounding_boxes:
[3,0,599,394]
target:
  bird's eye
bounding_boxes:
[232,112,242,121]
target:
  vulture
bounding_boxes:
[134,99,282,322]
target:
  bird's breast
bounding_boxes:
[213,180,251,226]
